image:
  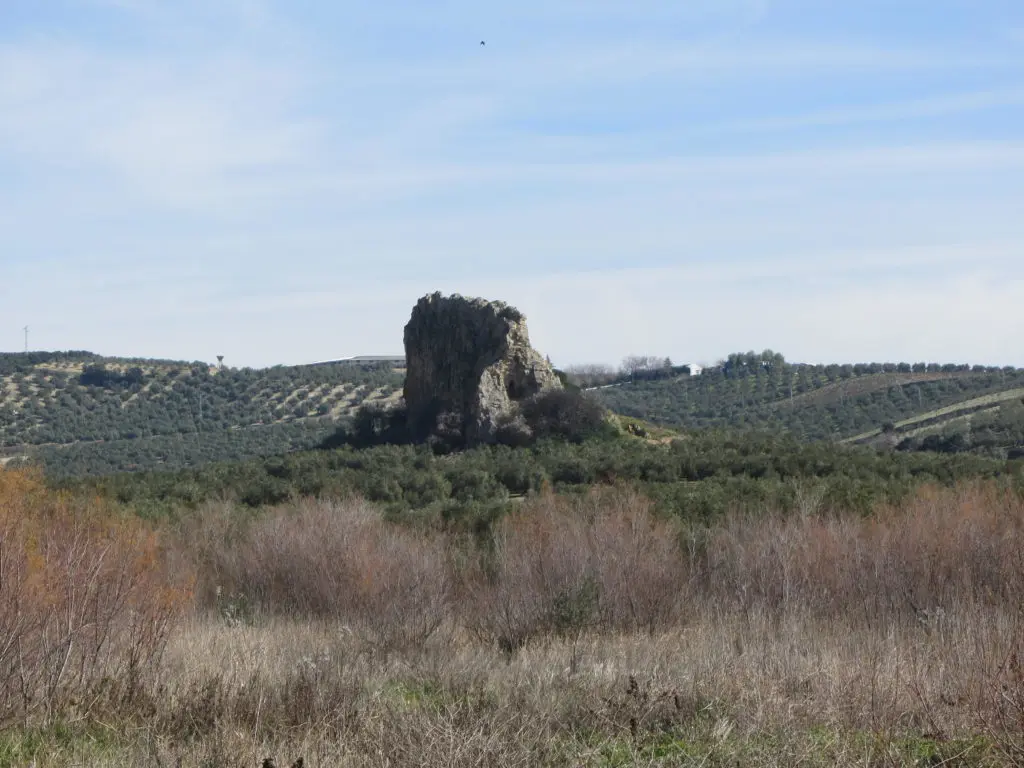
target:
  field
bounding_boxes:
[2,468,1023,766]
[4,351,1023,479]
[844,389,1024,444]
[592,359,1024,449]
[0,352,404,476]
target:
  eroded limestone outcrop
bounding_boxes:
[403,292,562,447]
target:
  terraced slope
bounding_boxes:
[6,350,1023,476]
[591,359,1024,449]
[0,352,404,475]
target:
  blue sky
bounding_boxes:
[2,0,1023,368]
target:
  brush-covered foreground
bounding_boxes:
[1,469,1024,766]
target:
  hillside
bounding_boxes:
[589,352,1024,457]
[0,351,404,476]
[843,389,1024,458]
[6,349,1024,478]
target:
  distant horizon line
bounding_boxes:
[2,347,1023,373]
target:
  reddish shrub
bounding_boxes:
[701,482,1024,626]
[0,469,190,725]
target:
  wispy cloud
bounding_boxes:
[2,0,1023,365]
[0,40,320,211]
[715,87,1024,132]
[349,42,1018,97]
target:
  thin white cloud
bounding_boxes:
[8,28,1020,222]
[716,87,1024,132]
[351,42,1018,96]
[0,41,322,211]
[78,0,280,30]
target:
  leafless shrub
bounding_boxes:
[9,474,1024,763]
[701,482,1024,628]
[561,363,617,388]
[191,497,453,653]
[463,488,688,650]
[0,469,189,726]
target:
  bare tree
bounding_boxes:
[562,364,617,388]
[620,355,669,379]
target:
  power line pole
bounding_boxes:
[23,326,29,353]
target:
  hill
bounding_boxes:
[0,351,404,476]
[588,352,1024,457]
[7,348,1024,478]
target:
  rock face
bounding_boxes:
[403,292,562,446]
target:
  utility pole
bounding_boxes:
[23,326,28,353]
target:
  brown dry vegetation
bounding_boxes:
[0,469,190,731]
[2,469,1024,765]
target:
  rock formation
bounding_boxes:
[403,292,562,447]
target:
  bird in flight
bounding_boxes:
[480,40,485,45]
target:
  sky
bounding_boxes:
[1,0,1023,369]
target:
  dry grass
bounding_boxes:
[9,610,1021,766]
[2,473,1024,765]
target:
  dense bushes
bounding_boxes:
[79,363,145,389]
[5,463,1024,760]
[183,488,690,652]
[180,482,1024,656]
[187,498,451,650]
[0,469,190,725]
[69,430,1024,529]
[464,489,687,650]
[518,389,614,443]
[700,482,1024,626]
[327,388,613,451]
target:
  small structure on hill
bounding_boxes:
[403,292,562,446]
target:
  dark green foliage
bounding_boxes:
[79,364,145,389]
[328,389,611,453]
[518,389,613,443]
[29,421,338,478]
[551,369,580,392]
[0,351,101,376]
[896,399,1024,458]
[347,404,411,447]
[58,429,1022,525]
